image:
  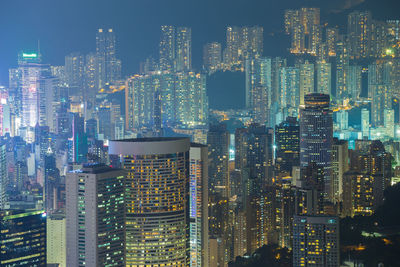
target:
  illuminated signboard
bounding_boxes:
[22,53,38,58]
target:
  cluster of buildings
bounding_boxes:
[1,7,400,267]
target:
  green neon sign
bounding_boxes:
[22,53,38,58]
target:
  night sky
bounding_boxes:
[0,0,399,85]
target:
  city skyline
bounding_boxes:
[0,0,399,84]
[2,1,400,266]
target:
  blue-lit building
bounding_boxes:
[0,210,46,266]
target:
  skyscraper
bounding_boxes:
[336,39,350,103]
[47,213,66,267]
[224,26,263,70]
[286,8,321,55]
[316,62,332,96]
[348,11,372,59]
[203,42,222,74]
[369,60,392,126]
[65,52,85,90]
[347,65,362,100]
[159,25,176,70]
[326,28,339,57]
[189,143,209,267]
[96,29,121,88]
[176,27,192,72]
[275,117,300,174]
[208,124,230,198]
[0,210,47,266]
[361,108,370,139]
[66,164,125,267]
[109,138,190,266]
[18,51,51,129]
[293,215,339,267]
[279,67,300,112]
[331,139,349,204]
[245,57,271,125]
[0,144,7,209]
[299,61,315,106]
[343,172,374,217]
[300,94,333,200]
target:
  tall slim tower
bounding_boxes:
[207,124,230,198]
[245,57,271,125]
[176,27,192,72]
[300,94,333,200]
[66,164,125,267]
[18,51,50,129]
[109,138,190,266]
[96,29,121,88]
[299,61,315,105]
[189,143,209,267]
[361,108,370,139]
[159,25,176,71]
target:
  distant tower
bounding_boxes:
[299,61,315,106]
[361,108,370,139]
[159,25,176,71]
[203,42,222,74]
[348,11,371,59]
[96,29,121,88]
[176,27,192,72]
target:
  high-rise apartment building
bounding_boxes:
[293,215,339,267]
[245,57,271,125]
[286,8,321,55]
[125,71,208,133]
[336,39,350,103]
[65,52,85,90]
[224,26,263,70]
[299,61,315,105]
[109,138,190,266]
[96,29,121,88]
[66,164,125,267]
[348,11,372,59]
[361,108,370,139]
[0,210,47,266]
[347,65,362,100]
[279,67,300,111]
[326,28,339,57]
[203,42,222,74]
[159,25,176,71]
[176,27,192,72]
[369,60,392,126]
[316,62,332,96]
[343,172,374,217]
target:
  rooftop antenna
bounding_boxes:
[37,39,41,61]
